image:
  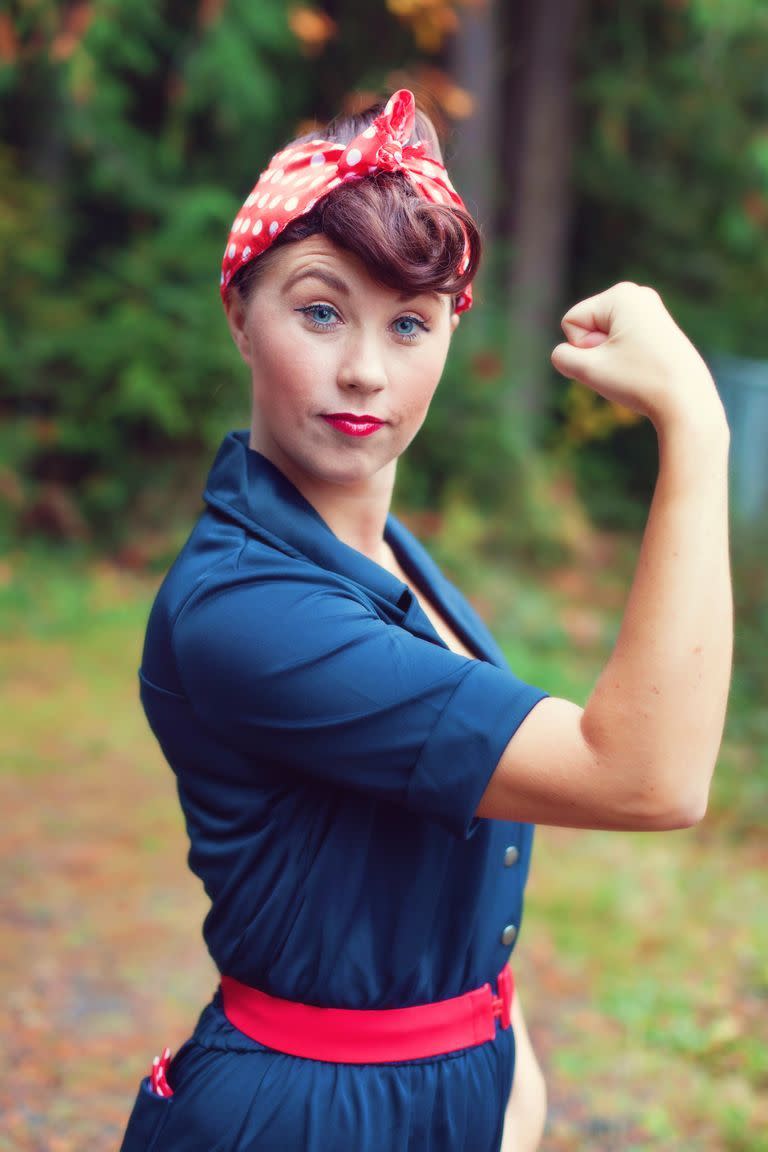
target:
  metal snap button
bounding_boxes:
[501,924,517,947]
[504,845,519,867]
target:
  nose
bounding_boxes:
[336,330,387,396]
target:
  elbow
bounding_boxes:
[668,784,711,828]
[628,780,711,831]
[595,741,716,831]
[643,790,709,830]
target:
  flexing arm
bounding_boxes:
[478,284,733,831]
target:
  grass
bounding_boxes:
[1,540,766,1151]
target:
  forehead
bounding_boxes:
[260,235,451,310]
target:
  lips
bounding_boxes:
[321,413,386,438]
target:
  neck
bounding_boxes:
[311,476,394,563]
[249,433,396,565]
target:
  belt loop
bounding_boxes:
[492,965,514,1030]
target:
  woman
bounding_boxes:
[120,90,732,1151]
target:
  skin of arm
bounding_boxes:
[501,990,547,1152]
[477,283,733,832]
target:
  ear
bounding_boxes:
[224,290,253,366]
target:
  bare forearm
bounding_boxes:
[582,410,733,821]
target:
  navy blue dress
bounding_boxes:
[120,431,548,1152]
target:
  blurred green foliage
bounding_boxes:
[1,0,308,538]
[559,0,768,537]
[572,0,768,357]
[1,1,766,736]
[2,0,768,540]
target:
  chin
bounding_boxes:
[315,455,394,488]
[279,442,396,490]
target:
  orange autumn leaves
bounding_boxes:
[288,6,337,55]
[0,2,92,64]
[288,1,485,56]
[386,0,460,53]
[287,2,475,119]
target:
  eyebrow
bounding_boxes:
[282,267,444,306]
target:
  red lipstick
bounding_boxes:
[322,413,385,437]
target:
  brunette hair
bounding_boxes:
[229,101,481,307]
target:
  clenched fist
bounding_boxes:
[551,282,726,431]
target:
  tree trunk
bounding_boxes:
[448,0,499,300]
[504,0,586,446]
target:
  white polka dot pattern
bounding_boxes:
[220,89,473,312]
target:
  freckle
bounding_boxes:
[692,645,703,655]
[650,685,660,695]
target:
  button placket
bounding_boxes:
[501,845,520,948]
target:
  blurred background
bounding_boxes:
[1,1,766,1149]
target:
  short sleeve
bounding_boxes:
[173,572,547,839]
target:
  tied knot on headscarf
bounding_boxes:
[337,89,428,178]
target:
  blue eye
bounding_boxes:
[393,316,429,340]
[297,304,341,329]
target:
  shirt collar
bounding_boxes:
[203,430,501,663]
[203,430,411,610]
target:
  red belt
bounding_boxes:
[220,965,514,1064]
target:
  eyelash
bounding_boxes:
[295,304,430,342]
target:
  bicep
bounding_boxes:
[476,695,676,831]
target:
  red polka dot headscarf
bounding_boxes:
[221,89,473,313]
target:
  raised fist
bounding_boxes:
[551,282,725,430]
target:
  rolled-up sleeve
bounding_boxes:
[173,571,547,839]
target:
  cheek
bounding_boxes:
[248,325,318,406]
[399,347,447,416]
